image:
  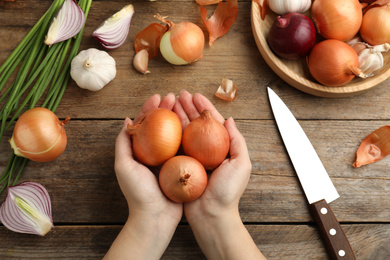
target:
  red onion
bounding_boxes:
[92,4,135,49]
[268,13,316,60]
[0,182,53,236]
[44,0,86,46]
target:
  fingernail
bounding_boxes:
[123,117,130,127]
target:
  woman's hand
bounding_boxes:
[104,93,183,260]
[174,90,266,260]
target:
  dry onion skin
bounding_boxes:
[127,108,182,166]
[360,0,390,46]
[311,0,362,42]
[159,156,207,203]
[215,78,237,101]
[353,125,390,167]
[134,23,167,59]
[200,0,239,46]
[9,107,70,162]
[182,110,230,170]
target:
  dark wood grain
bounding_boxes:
[1,0,390,259]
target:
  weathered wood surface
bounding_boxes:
[1,0,390,259]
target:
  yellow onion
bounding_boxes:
[127,108,182,166]
[182,110,229,170]
[159,155,207,203]
[307,39,362,87]
[311,0,362,41]
[156,14,205,65]
[9,107,69,162]
[360,1,390,46]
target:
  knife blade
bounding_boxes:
[267,87,355,260]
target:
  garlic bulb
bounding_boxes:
[268,0,311,15]
[351,42,390,78]
[70,48,116,91]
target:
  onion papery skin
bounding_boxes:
[182,110,230,170]
[307,39,361,87]
[311,0,362,42]
[268,13,316,60]
[9,108,69,162]
[159,156,207,203]
[160,21,205,65]
[360,6,390,46]
[127,108,182,166]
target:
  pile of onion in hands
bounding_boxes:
[265,0,390,87]
[127,94,230,203]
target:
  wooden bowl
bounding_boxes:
[251,2,390,98]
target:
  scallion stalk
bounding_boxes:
[0,0,93,195]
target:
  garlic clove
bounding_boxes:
[215,78,237,101]
[70,48,116,91]
[268,0,311,15]
[351,42,390,78]
[44,0,86,46]
[133,49,151,74]
[0,182,53,236]
[353,125,390,168]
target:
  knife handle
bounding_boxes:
[310,199,356,260]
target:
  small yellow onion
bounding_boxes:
[182,110,230,170]
[360,1,390,46]
[127,108,182,166]
[156,14,205,65]
[311,0,362,41]
[159,155,207,203]
[9,107,69,162]
[307,39,362,87]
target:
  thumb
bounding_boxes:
[115,117,133,165]
[224,117,250,161]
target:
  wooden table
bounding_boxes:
[1,0,389,259]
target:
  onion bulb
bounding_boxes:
[268,12,316,60]
[311,0,362,41]
[307,39,362,87]
[360,2,390,46]
[182,110,229,170]
[155,14,205,65]
[159,156,207,203]
[9,108,70,162]
[127,108,182,166]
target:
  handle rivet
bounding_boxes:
[338,250,346,257]
[329,228,336,236]
[320,207,328,214]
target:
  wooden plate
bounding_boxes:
[251,2,390,98]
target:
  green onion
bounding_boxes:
[0,0,93,195]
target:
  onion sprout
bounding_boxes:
[0,0,93,195]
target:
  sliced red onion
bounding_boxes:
[44,0,86,46]
[92,4,135,49]
[0,182,53,236]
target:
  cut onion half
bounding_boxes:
[0,182,53,236]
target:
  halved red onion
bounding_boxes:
[44,0,86,46]
[0,182,53,236]
[92,4,135,49]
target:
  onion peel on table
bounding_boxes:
[353,125,390,167]
[134,23,167,59]
[199,0,239,46]
[196,0,222,5]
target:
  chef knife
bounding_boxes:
[267,87,355,260]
